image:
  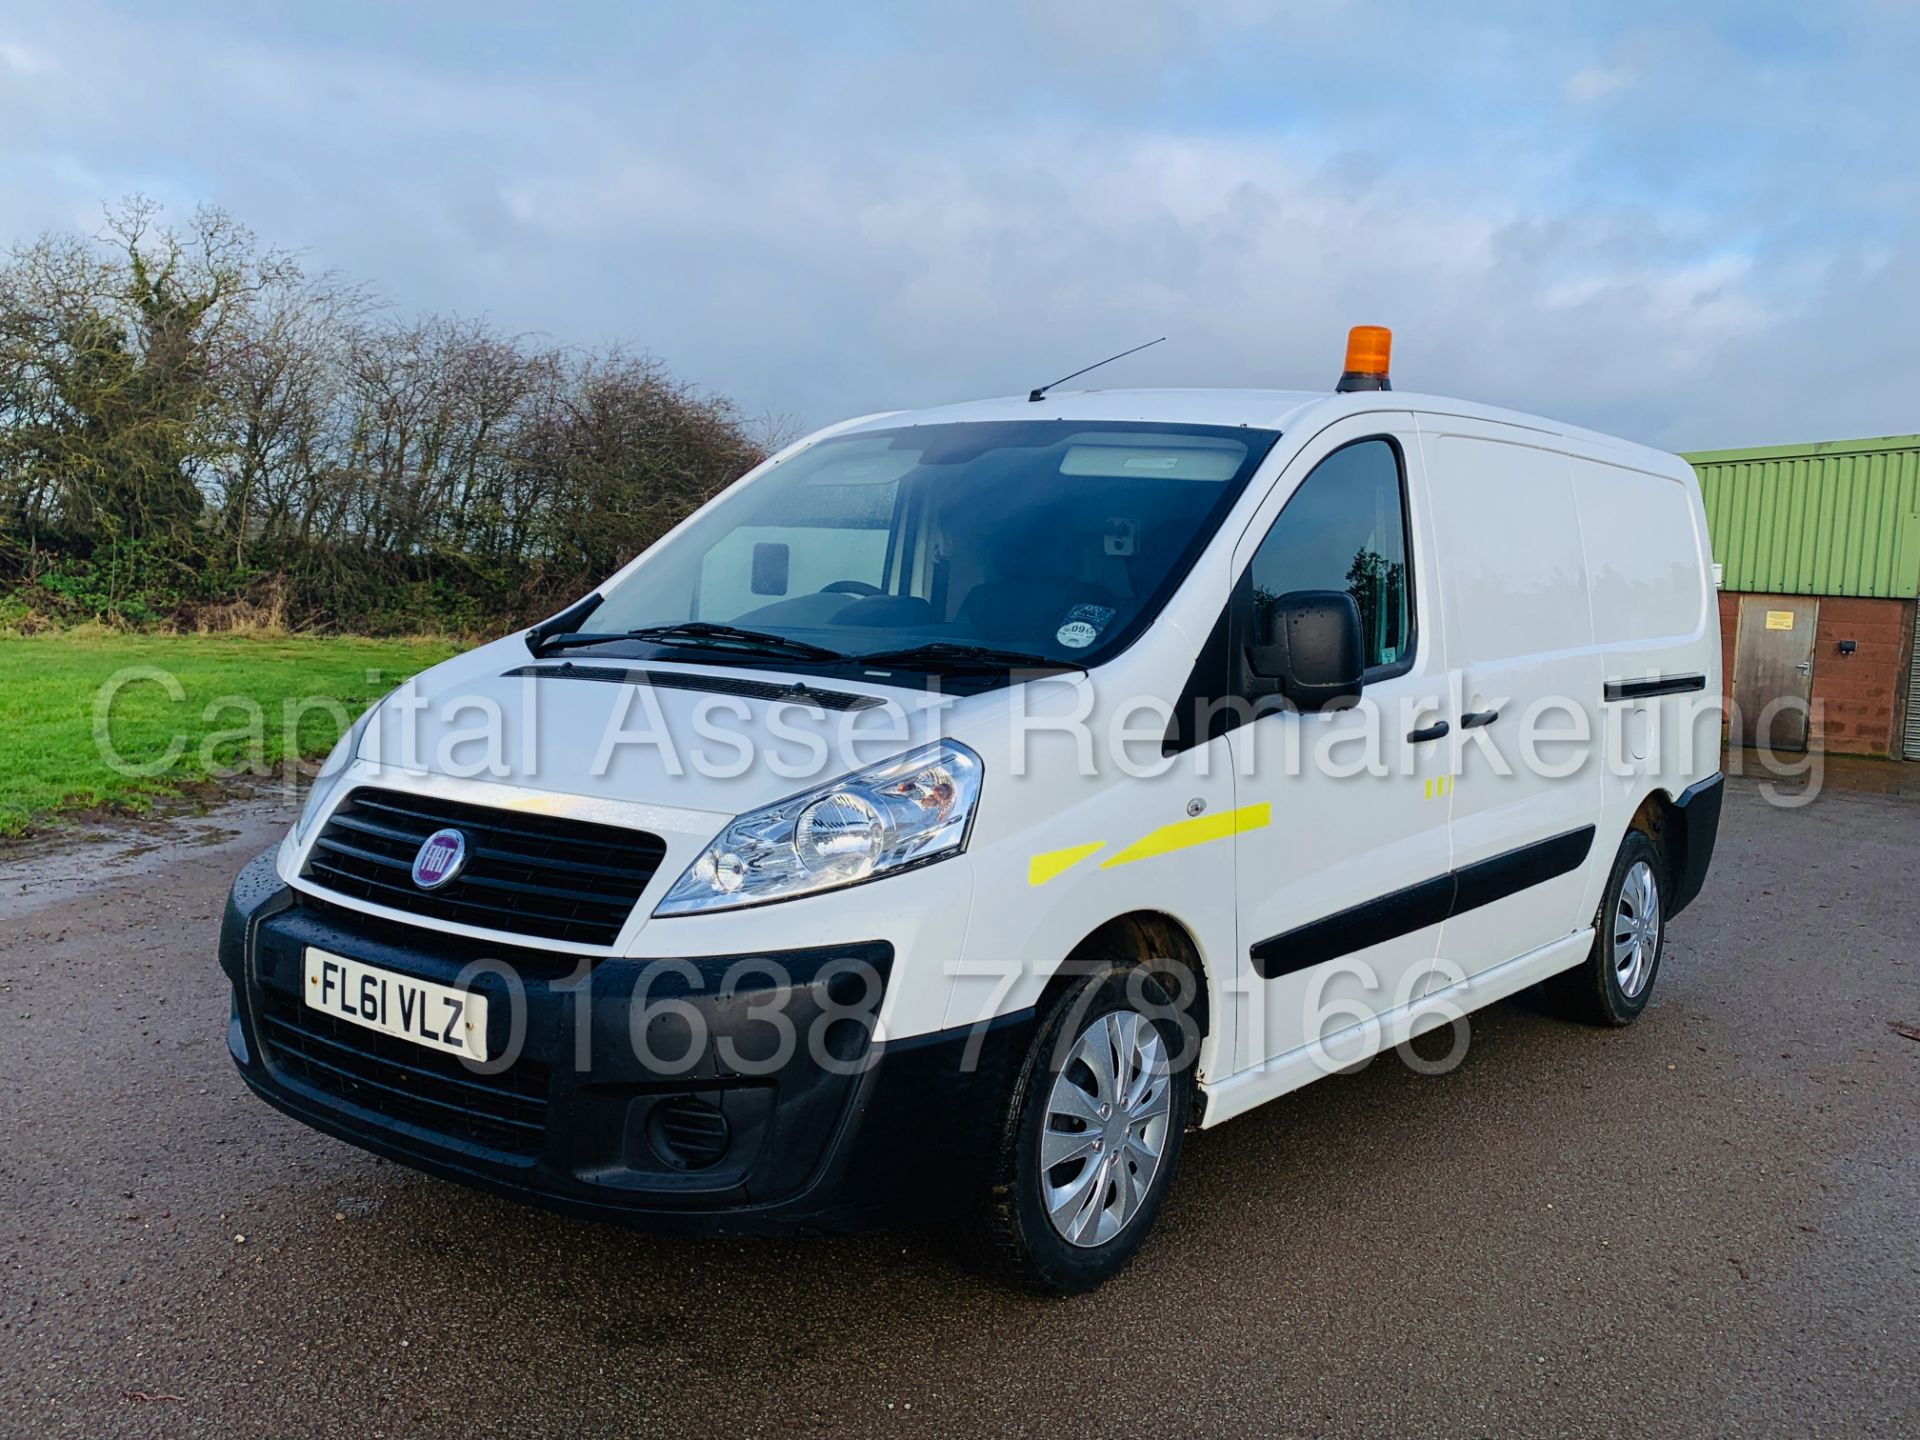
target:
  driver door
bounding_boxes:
[1227,416,1455,1072]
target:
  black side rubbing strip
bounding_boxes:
[1603,674,1706,702]
[1251,875,1454,980]
[1449,825,1594,916]
[1250,825,1597,980]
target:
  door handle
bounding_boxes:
[1461,709,1500,728]
[1408,720,1451,743]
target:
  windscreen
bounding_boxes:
[589,420,1279,667]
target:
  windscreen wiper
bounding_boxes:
[854,641,1087,674]
[534,622,851,663]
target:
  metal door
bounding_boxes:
[1733,596,1818,751]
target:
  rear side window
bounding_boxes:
[1246,438,1413,672]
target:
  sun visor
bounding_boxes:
[1058,441,1246,481]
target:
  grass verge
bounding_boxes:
[0,632,460,841]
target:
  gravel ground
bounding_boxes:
[2,777,1916,1438]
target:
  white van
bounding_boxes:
[220,329,1724,1293]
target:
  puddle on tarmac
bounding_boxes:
[0,791,297,920]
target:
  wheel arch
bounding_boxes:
[1628,789,1678,876]
[1623,772,1724,920]
[1033,910,1213,1054]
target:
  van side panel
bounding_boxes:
[1570,456,1707,647]
[1420,424,1604,978]
[1566,450,1722,919]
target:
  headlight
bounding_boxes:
[654,740,982,916]
[291,701,381,845]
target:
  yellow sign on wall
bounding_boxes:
[1765,609,1795,630]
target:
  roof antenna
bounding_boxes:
[1028,336,1165,403]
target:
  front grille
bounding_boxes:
[304,788,665,946]
[258,991,550,1157]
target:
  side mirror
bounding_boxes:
[750,542,791,596]
[1245,589,1365,711]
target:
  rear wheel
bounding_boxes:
[969,966,1192,1294]
[1552,829,1666,1026]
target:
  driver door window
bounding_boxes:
[1243,437,1413,681]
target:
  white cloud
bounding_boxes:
[490,119,1804,447]
[1566,65,1634,103]
[1,1,1917,451]
[0,39,53,75]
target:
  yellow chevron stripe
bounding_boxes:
[1028,841,1106,887]
[1098,802,1270,870]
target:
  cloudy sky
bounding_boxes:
[2,0,1917,450]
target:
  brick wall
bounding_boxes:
[1720,590,1915,756]
[1809,596,1914,755]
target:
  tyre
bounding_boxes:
[1551,828,1666,1026]
[969,965,1193,1295]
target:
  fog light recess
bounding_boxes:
[646,1096,731,1170]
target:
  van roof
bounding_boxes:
[839,388,1676,467]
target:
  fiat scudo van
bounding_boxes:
[220,328,1724,1292]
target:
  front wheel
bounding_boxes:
[1551,829,1666,1026]
[969,966,1193,1294]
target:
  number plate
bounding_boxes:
[302,948,489,1062]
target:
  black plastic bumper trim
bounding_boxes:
[221,855,1032,1235]
[1665,772,1724,919]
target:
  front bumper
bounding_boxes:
[220,850,1031,1235]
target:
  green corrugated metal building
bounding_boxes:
[1682,435,1920,759]
[1686,435,1920,599]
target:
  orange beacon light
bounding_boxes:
[1335,325,1392,393]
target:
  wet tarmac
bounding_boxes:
[3,777,1916,1437]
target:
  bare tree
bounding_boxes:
[211,265,369,560]
[0,198,770,631]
